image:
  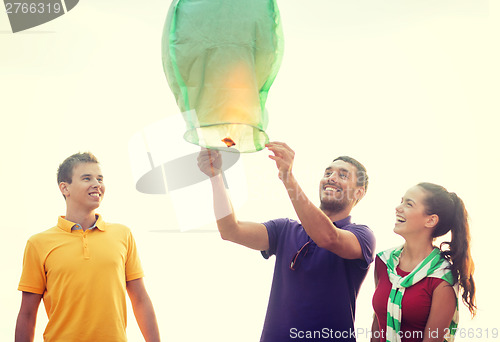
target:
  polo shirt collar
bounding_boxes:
[333,215,352,228]
[57,214,106,232]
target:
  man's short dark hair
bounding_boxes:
[333,156,368,192]
[57,152,99,185]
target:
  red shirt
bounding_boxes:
[372,256,445,342]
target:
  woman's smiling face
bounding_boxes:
[394,185,436,237]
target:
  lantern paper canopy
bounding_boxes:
[162,0,284,152]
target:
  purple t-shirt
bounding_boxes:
[260,216,375,342]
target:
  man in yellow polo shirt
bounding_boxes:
[15,152,161,342]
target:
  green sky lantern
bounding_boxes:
[162,0,284,152]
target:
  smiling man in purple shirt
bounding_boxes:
[198,141,375,341]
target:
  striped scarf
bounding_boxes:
[378,246,459,342]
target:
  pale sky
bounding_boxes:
[1,1,499,341]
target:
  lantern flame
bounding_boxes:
[222,137,236,147]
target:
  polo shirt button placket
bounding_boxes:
[83,233,90,260]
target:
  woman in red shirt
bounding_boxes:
[371,183,476,342]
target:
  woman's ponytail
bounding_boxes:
[418,183,477,316]
[447,192,476,316]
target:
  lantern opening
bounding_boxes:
[184,122,268,152]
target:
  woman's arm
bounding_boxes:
[371,261,381,342]
[422,282,457,342]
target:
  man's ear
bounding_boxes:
[354,187,365,204]
[425,214,439,229]
[59,182,70,198]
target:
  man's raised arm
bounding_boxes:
[266,142,364,260]
[198,149,269,251]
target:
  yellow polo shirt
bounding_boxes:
[18,215,144,342]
